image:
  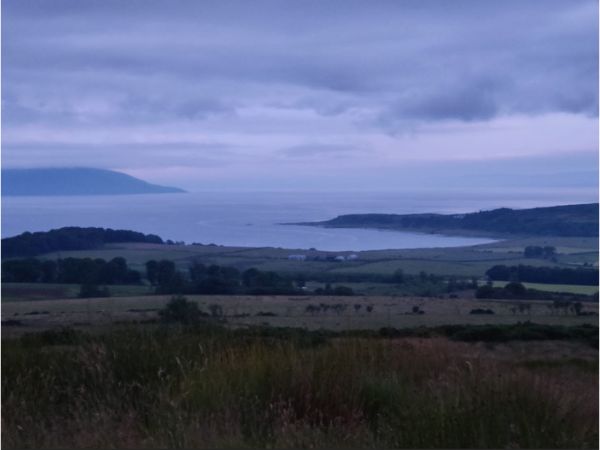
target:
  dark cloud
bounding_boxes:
[4,0,597,123]
[382,77,505,125]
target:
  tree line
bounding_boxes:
[1,227,164,258]
[146,260,307,295]
[486,264,598,286]
[476,282,598,302]
[2,257,141,285]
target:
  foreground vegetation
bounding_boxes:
[2,323,598,449]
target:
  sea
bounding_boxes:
[1,190,595,251]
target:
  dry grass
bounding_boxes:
[2,325,597,448]
[3,294,597,336]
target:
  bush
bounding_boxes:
[158,296,206,324]
[255,311,277,317]
[78,283,110,298]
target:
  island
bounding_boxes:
[1,167,186,196]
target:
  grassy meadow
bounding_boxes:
[2,325,598,449]
[2,294,598,334]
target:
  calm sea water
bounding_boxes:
[1,190,594,251]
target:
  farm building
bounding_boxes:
[288,254,307,261]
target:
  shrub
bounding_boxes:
[158,296,206,324]
[78,283,110,298]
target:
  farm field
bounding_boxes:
[36,236,598,278]
[2,294,597,335]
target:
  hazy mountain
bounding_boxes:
[1,168,185,196]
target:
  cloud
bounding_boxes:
[379,77,505,129]
[1,0,597,191]
[280,144,364,158]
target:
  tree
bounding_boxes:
[41,260,57,283]
[146,260,159,285]
[393,269,405,283]
[158,296,203,324]
[475,284,495,299]
[156,260,177,286]
[505,282,526,296]
[1,258,42,282]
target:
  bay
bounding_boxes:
[1,190,593,251]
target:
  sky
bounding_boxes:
[2,0,599,194]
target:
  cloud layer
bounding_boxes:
[2,0,598,192]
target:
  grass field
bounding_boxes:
[2,325,597,448]
[2,294,597,335]
[34,236,598,278]
[492,281,599,295]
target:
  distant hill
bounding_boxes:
[1,227,164,259]
[1,168,185,196]
[302,203,599,238]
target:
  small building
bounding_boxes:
[347,254,359,260]
[288,254,307,261]
[334,255,346,261]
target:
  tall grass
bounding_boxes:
[2,325,597,448]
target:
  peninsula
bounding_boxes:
[297,203,599,238]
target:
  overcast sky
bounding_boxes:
[2,0,598,194]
